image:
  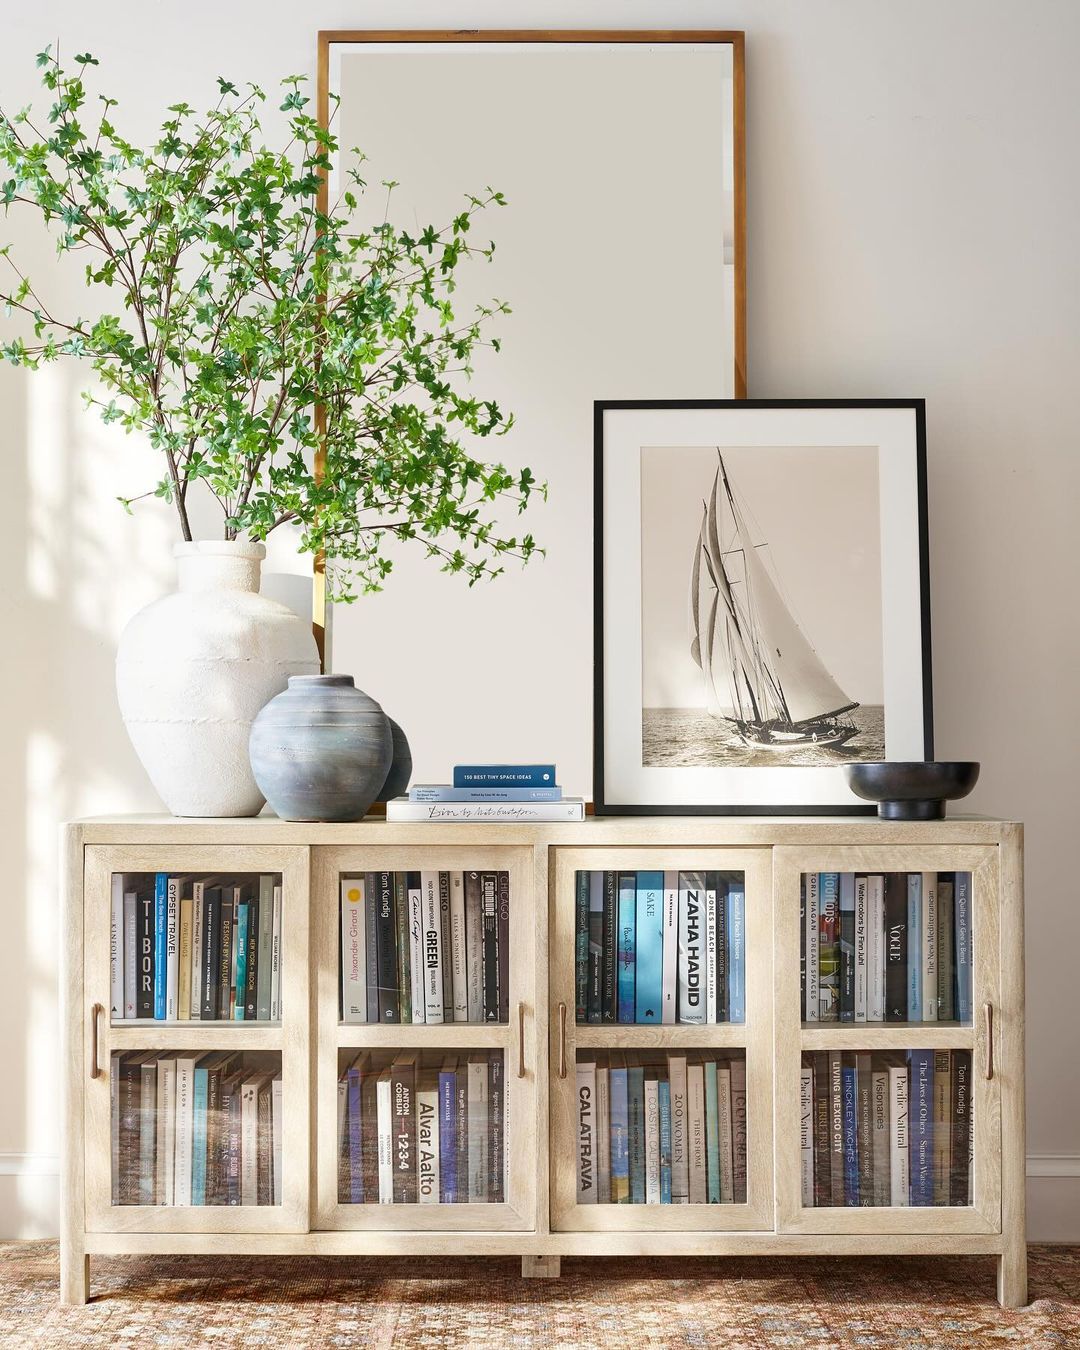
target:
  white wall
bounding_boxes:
[1,0,1077,1239]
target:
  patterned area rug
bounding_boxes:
[1,1242,1078,1348]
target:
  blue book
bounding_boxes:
[954,873,973,1023]
[410,784,562,801]
[347,1065,363,1203]
[609,1065,630,1202]
[726,881,746,1024]
[191,1063,208,1205]
[634,872,664,1023]
[453,764,555,788]
[658,1079,672,1203]
[704,1061,720,1204]
[907,874,922,1021]
[841,1060,859,1205]
[908,1050,935,1205]
[234,901,249,1022]
[153,874,168,1020]
[439,1067,457,1203]
[627,1065,646,1203]
[617,873,636,1023]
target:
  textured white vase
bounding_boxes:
[116,541,320,817]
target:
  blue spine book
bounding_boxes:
[635,871,664,1023]
[658,1079,672,1203]
[411,784,562,801]
[153,874,168,1020]
[453,764,555,788]
[617,873,637,1023]
[192,1063,208,1205]
[609,1066,630,1202]
[726,881,746,1024]
[438,1068,456,1203]
[574,872,590,1022]
[954,873,973,1023]
[704,1061,720,1204]
[907,874,922,1021]
[627,1065,646,1203]
[909,1050,934,1205]
[347,1065,363,1203]
[841,1059,859,1205]
[234,901,249,1022]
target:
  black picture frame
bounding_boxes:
[593,399,933,815]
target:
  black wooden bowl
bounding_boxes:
[843,762,980,820]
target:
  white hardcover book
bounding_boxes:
[921,872,938,1022]
[467,1058,489,1202]
[449,872,469,1021]
[575,1059,597,1204]
[644,1077,661,1204]
[190,880,205,1020]
[240,1077,260,1206]
[123,891,138,1019]
[854,875,869,1023]
[594,1065,611,1203]
[421,870,444,1024]
[799,1066,815,1207]
[716,1066,734,1204]
[804,873,820,1022]
[872,1068,890,1205]
[465,873,484,1023]
[669,1054,689,1203]
[386,798,585,821]
[271,1077,283,1206]
[376,1075,393,1203]
[270,883,282,1021]
[110,874,124,1020]
[158,1057,176,1206]
[704,879,718,1025]
[677,872,707,1025]
[868,875,886,1022]
[408,876,426,1024]
[173,1055,197,1205]
[661,872,680,1025]
[888,1063,909,1205]
[687,1063,707,1203]
[165,876,180,1021]
[417,1081,440,1204]
[340,878,367,1023]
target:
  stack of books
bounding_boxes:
[801,871,973,1024]
[387,764,585,821]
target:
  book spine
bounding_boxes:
[240,1079,259,1205]
[589,1066,606,1202]
[686,1063,706,1203]
[488,1053,504,1202]
[907,873,923,1021]
[716,1066,733,1203]
[888,1063,909,1205]
[439,1068,457,1203]
[271,1077,283,1206]
[341,879,367,1023]
[362,873,379,1024]
[407,873,425,1025]
[668,1055,689,1203]
[439,873,454,1021]
[110,874,124,1019]
[804,873,820,1022]
[854,875,868,1023]
[856,1053,874,1206]
[800,1064,814,1207]
[829,1049,844,1206]
[191,1065,208,1205]
[616,872,636,1024]
[137,890,155,1020]
[715,879,728,1022]
[574,871,590,1022]
[600,871,617,1023]
[465,871,484,1023]
[177,896,192,1023]
[704,1062,720,1203]
[411,784,562,801]
[219,896,235,1021]
[190,881,204,1020]
[628,1065,646,1204]
[394,873,412,1024]
[868,875,885,1022]
[449,873,468,1022]
[871,1068,890,1206]
[677,871,706,1025]
[174,1057,195,1205]
[160,1060,177,1205]
[123,891,137,1019]
[658,1078,672,1203]
[731,1059,747,1204]
[704,877,718,1025]
[466,1058,488,1202]
[376,872,399,1023]
[153,875,168,1020]
[421,871,444,1025]
[818,873,840,1022]
[922,872,938,1023]
[884,873,908,1022]
[391,1058,417,1203]
[417,1081,439,1205]
[453,764,555,787]
[200,889,221,1020]
[661,873,679,1025]
[933,1049,952,1205]
[609,1066,629,1203]
[841,1058,859,1205]
[497,871,510,1024]
[575,1059,597,1203]
[387,799,584,821]
[954,873,973,1022]
[839,874,855,1023]
[909,1050,935,1206]
[480,872,499,1024]
[224,1074,241,1205]
[587,871,603,1024]
[812,1054,829,1206]
[245,894,261,1020]
[644,1077,661,1205]
[233,899,249,1022]
[165,876,180,1021]
[375,1075,393,1203]
[950,1049,973,1205]
[634,871,664,1023]
[726,881,745,1024]
[936,875,955,1021]
[799,875,806,1024]
[270,883,282,1021]
[139,1061,156,1204]
[256,876,274,1021]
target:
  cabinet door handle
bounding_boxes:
[557,1001,567,1079]
[90,1002,104,1080]
[984,1001,994,1080]
[517,1001,526,1079]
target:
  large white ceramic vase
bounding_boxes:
[116,540,320,817]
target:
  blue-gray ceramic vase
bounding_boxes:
[249,674,392,822]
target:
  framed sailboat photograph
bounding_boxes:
[594,400,932,814]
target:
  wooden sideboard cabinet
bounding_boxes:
[61,815,1025,1307]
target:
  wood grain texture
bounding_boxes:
[59,825,87,1304]
[997,823,1028,1307]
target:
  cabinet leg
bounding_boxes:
[59,1248,89,1306]
[522,1255,561,1279]
[997,1245,1027,1309]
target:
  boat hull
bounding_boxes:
[723,716,860,752]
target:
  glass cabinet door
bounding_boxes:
[773,845,1002,1235]
[548,847,774,1232]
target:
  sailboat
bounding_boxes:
[689,452,860,752]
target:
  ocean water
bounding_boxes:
[642,705,886,769]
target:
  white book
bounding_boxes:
[240,1076,261,1206]
[340,878,367,1023]
[449,872,468,1021]
[165,876,181,1021]
[644,1077,661,1204]
[704,879,718,1025]
[110,874,124,1019]
[868,875,886,1022]
[575,1059,597,1204]
[157,1057,176,1206]
[594,1065,611,1203]
[661,872,679,1025]
[190,880,205,1020]
[173,1054,198,1205]
[376,1074,393,1203]
[687,1063,707,1203]
[270,883,282,1021]
[854,875,869,1023]
[677,872,707,1025]
[716,1066,734,1204]
[271,1077,283,1206]
[123,890,138,1019]
[417,1081,440,1204]
[804,873,820,1021]
[465,873,484,1023]
[467,1058,489,1202]
[669,1054,689,1203]
[871,1069,890,1206]
[799,1066,815,1207]
[421,870,444,1024]
[386,797,585,822]
[888,1063,909,1205]
[408,876,426,1024]
[921,872,938,1022]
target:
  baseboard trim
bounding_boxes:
[1025,1155,1080,1178]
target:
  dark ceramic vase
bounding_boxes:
[249,675,392,822]
[843,761,980,820]
[377,717,413,801]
